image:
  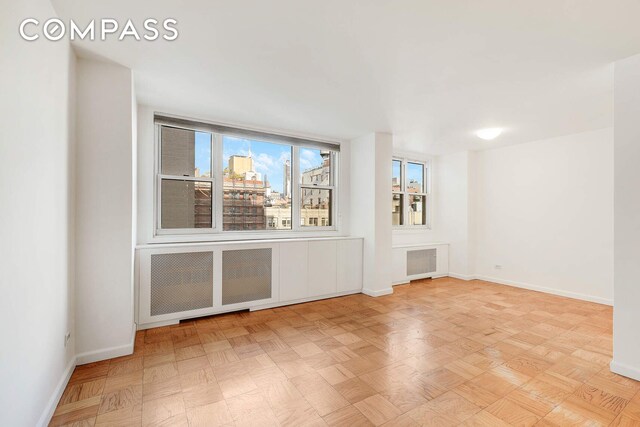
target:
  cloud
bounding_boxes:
[253,153,276,173]
[299,157,312,169]
[300,148,322,171]
[301,148,316,160]
[222,138,294,191]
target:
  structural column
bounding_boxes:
[75,57,136,363]
[349,133,393,296]
[612,53,640,380]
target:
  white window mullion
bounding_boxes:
[402,160,408,226]
[154,124,161,233]
[156,174,162,232]
[214,133,223,232]
[292,146,301,231]
[332,152,339,228]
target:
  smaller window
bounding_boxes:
[392,158,429,228]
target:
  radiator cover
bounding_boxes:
[150,251,214,316]
[406,248,437,276]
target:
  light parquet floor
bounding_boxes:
[51,278,640,426]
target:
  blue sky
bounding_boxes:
[392,160,401,182]
[223,136,291,192]
[194,133,325,192]
[406,162,424,185]
[392,160,424,188]
[195,132,212,176]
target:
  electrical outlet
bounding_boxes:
[64,332,71,347]
[494,264,503,270]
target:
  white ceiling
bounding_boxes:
[53,0,640,155]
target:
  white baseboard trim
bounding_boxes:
[474,275,613,306]
[448,273,477,281]
[362,288,394,297]
[37,355,76,427]
[76,323,137,365]
[39,323,138,425]
[610,360,640,381]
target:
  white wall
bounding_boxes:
[611,53,640,380]
[436,152,475,277]
[75,57,136,362]
[473,128,614,304]
[350,133,393,295]
[0,1,76,425]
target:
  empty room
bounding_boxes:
[3,0,640,426]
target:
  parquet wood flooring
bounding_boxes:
[50,278,639,426]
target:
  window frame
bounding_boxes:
[155,125,216,235]
[153,116,340,239]
[297,148,337,231]
[392,156,431,229]
[392,159,403,226]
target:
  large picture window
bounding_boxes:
[391,157,430,228]
[155,116,339,236]
[222,137,292,231]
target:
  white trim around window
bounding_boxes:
[392,156,432,229]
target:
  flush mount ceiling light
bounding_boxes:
[476,128,503,140]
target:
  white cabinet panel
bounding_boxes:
[308,240,337,297]
[137,237,363,329]
[337,239,363,292]
[435,244,449,277]
[279,241,308,302]
[392,248,407,284]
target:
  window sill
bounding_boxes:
[392,226,433,233]
[144,229,344,246]
[137,232,357,249]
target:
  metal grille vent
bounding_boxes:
[222,248,272,305]
[150,251,213,316]
[407,248,437,276]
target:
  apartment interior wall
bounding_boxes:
[611,53,640,380]
[0,1,77,425]
[395,128,613,305]
[473,128,614,304]
[434,151,474,277]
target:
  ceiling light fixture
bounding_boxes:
[476,128,503,140]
